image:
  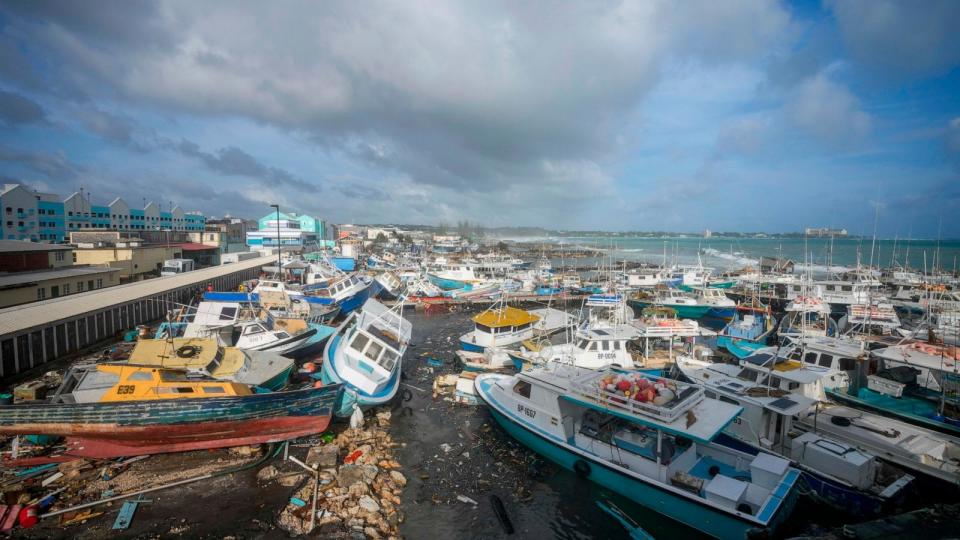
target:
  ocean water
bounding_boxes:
[520,236,960,273]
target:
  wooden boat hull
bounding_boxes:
[0,385,342,459]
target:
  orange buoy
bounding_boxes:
[302,362,316,373]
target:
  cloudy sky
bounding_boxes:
[0,1,958,236]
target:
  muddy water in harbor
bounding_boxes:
[393,307,705,539]
[392,307,858,540]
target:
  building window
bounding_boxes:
[55,251,65,262]
[37,288,45,300]
[63,283,70,294]
[88,280,94,290]
[51,285,60,298]
[5,207,10,214]
[77,281,84,292]
[96,279,103,289]
[68,211,73,216]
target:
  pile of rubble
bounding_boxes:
[270,410,405,539]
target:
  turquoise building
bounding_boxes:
[247,211,325,248]
[1,183,206,243]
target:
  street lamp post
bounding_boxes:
[270,204,281,279]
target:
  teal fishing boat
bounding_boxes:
[716,305,776,360]
[628,289,711,319]
[476,365,800,539]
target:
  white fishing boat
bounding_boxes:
[476,364,800,538]
[732,349,960,484]
[777,296,837,340]
[676,355,913,516]
[181,301,322,354]
[318,299,412,417]
[455,348,514,372]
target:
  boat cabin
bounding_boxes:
[462,306,541,351]
[51,363,250,404]
[338,300,412,395]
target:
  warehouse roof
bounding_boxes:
[0,266,120,290]
[0,255,275,336]
[0,240,72,252]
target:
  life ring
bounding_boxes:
[176,345,200,358]
[573,459,591,478]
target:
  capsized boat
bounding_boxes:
[318,299,412,417]
[476,364,800,539]
[459,301,574,352]
[676,355,913,516]
[0,363,342,460]
[124,338,294,391]
[456,348,514,372]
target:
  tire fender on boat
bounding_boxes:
[573,459,591,478]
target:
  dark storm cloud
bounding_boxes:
[76,108,141,148]
[0,90,46,126]
[168,139,315,192]
[0,1,791,198]
[828,0,960,79]
[0,144,82,180]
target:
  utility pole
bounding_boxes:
[270,204,282,279]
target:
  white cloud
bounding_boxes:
[786,73,871,143]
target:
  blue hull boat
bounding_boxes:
[427,273,469,291]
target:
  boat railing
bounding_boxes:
[568,371,704,423]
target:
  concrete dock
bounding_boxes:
[0,256,275,377]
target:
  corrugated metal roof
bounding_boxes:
[0,255,274,336]
[0,266,120,289]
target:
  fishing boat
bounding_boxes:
[0,363,342,460]
[716,305,776,360]
[823,342,960,436]
[476,364,800,539]
[508,324,639,371]
[459,300,574,352]
[839,301,901,336]
[676,355,913,516]
[734,348,960,485]
[180,301,326,355]
[670,264,713,291]
[620,267,669,289]
[125,338,295,391]
[303,272,383,317]
[691,287,737,319]
[318,299,412,417]
[204,280,341,324]
[373,271,406,300]
[628,288,712,319]
[777,296,837,340]
[455,348,514,372]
